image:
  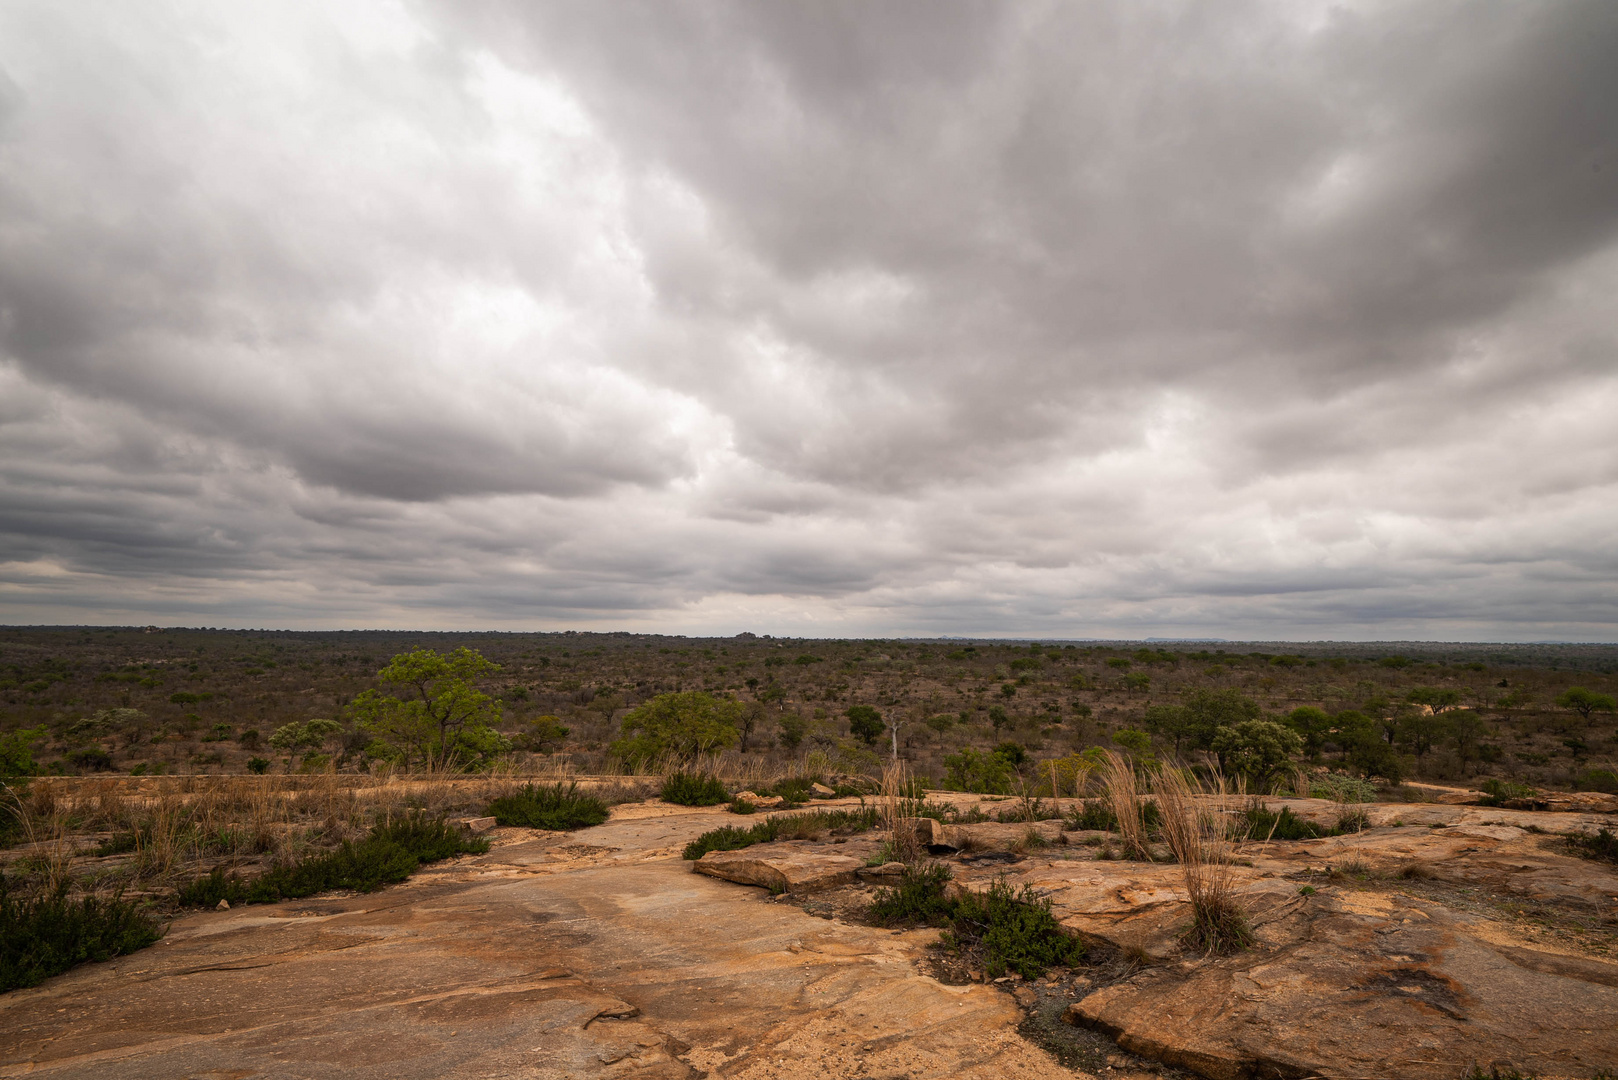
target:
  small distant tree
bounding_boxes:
[846,705,884,745]
[1407,686,1462,713]
[1180,688,1261,751]
[611,691,742,768]
[0,728,45,777]
[1284,706,1333,761]
[987,705,1009,733]
[1556,687,1617,722]
[777,713,807,750]
[349,647,505,771]
[268,719,342,768]
[515,715,570,753]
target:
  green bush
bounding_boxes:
[943,748,1012,794]
[1307,773,1377,803]
[1567,827,1618,865]
[1576,768,1618,795]
[682,808,879,860]
[869,862,956,925]
[1064,799,1117,832]
[1,877,163,992]
[661,772,729,806]
[727,797,757,815]
[1478,778,1542,808]
[488,782,609,829]
[1239,803,1327,841]
[949,878,1087,979]
[178,813,488,908]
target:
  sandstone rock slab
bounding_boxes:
[693,847,863,893]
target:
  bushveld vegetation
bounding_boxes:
[4,629,1618,991]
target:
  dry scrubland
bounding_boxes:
[3,628,1618,1079]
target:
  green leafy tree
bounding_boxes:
[846,705,884,745]
[1407,686,1462,713]
[987,705,1009,733]
[348,648,505,771]
[1111,728,1157,770]
[1179,688,1261,751]
[1284,707,1333,761]
[0,728,45,777]
[1142,704,1190,751]
[610,691,742,767]
[268,719,343,767]
[1395,709,1449,760]
[1210,720,1302,790]
[1556,687,1617,722]
[943,747,1012,794]
[777,713,807,750]
[515,715,570,753]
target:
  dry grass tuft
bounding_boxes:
[1153,766,1252,954]
[1098,750,1152,861]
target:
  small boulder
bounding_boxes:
[453,816,498,834]
[216,899,230,911]
[733,791,786,810]
[811,783,837,797]
[694,848,862,893]
[896,816,963,852]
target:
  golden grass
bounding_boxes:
[1152,766,1252,954]
[1098,749,1152,861]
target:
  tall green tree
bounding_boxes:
[845,704,884,745]
[349,648,505,771]
[610,691,742,767]
[1179,688,1261,750]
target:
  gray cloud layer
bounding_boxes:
[1,1,1616,638]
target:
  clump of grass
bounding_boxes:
[1,875,163,992]
[1566,827,1618,865]
[660,772,730,807]
[487,782,609,830]
[1154,766,1251,954]
[177,813,488,908]
[1238,801,1328,841]
[682,808,880,860]
[1099,751,1153,860]
[727,797,757,815]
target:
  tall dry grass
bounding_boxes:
[879,761,924,864]
[1153,766,1251,954]
[1098,750,1152,860]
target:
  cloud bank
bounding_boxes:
[1,1,1616,639]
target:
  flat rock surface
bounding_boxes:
[0,802,1079,1080]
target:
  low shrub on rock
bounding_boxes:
[1,876,163,992]
[1567,827,1618,865]
[661,772,730,807]
[488,782,609,830]
[682,808,879,860]
[178,813,488,908]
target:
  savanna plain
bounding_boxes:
[2,627,1617,1080]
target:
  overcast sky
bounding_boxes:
[1,2,1616,640]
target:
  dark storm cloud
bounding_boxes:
[0,1,1615,636]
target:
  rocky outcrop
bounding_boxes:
[693,846,863,893]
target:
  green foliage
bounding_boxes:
[942,747,1012,794]
[1064,799,1117,832]
[949,878,1087,979]
[268,718,342,765]
[178,813,488,908]
[610,691,743,767]
[992,741,1027,767]
[487,782,610,830]
[1566,827,1618,864]
[348,648,505,771]
[845,704,884,745]
[1576,768,1618,794]
[514,715,570,753]
[1284,706,1333,758]
[1210,720,1302,788]
[0,729,45,778]
[776,713,807,749]
[1239,803,1327,841]
[246,756,270,774]
[1478,778,1542,808]
[1178,688,1261,751]
[1406,686,1461,712]
[1307,773,1377,803]
[1556,686,1617,720]
[869,862,957,925]
[660,771,730,806]
[681,808,880,860]
[1,878,163,992]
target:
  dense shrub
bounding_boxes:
[1478,779,1544,809]
[1239,803,1328,841]
[1576,768,1618,795]
[682,808,880,860]
[1307,773,1377,803]
[1567,827,1618,865]
[488,782,609,830]
[178,813,488,908]
[661,772,730,806]
[1,877,163,992]
[869,862,956,925]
